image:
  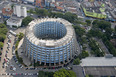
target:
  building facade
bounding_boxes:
[13,5,27,17]
[23,18,78,66]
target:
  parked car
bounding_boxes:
[6,50,8,53]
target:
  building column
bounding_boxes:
[69,41,72,59]
[44,49,46,66]
[39,48,42,65]
[49,50,51,66]
[58,48,60,65]
[66,44,69,62]
[28,43,31,59]
[31,48,34,62]
[54,49,56,66]
[35,47,38,63]
[63,47,65,64]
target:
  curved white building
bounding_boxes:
[23,18,78,66]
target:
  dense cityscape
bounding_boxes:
[0,0,116,77]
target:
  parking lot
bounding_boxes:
[0,28,40,77]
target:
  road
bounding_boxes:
[0,32,15,74]
[94,38,110,54]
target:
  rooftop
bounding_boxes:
[7,17,22,24]
[26,18,74,47]
[81,57,116,66]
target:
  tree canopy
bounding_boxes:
[38,71,54,77]
[85,19,91,26]
[0,23,7,42]
[22,16,33,26]
[0,42,3,48]
[73,58,80,65]
[18,32,24,41]
[35,8,49,17]
[53,69,76,77]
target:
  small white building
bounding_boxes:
[6,17,22,28]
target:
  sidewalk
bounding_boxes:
[18,38,31,66]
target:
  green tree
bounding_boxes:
[81,51,89,58]
[35,8,49,17]
[86,75,94,77]
[64,12,77,23]
[87,29,103,38]
[0,34,6,42]
[0,23,8,35]
[53,69,76,77]
[38,71,54,77]
[11,4,14,9]
[22,16,33,26]
[97,20,111,30]
[18,33,24,41]
[0,42,3,48]
[85,20,91,26]
[0,51,2,55]
[29,9,34,13]
[73,58,80,65]
[0,23,6,28]
[74,25,85,37]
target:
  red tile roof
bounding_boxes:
[2,8,13,16]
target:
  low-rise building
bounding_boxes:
[2,7,13,18]
[110,10,116,19]
[6,17,22,28]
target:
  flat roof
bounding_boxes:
[84,66,116,76]
[7,17,22,24]
[81,57,116,66]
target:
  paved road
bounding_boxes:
[94,38,110,54]
[0,32,15,74]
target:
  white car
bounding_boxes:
[13,67,16,71]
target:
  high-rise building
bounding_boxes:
[21,7,27,17]
[16,5,21,17]
[13,5,27,17]
[23,18,78,66]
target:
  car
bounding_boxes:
[5,54,7,57]
[0,57,1,61]
[30,14,33,16]
[2,65,4,68]
[6,50,8,53]
[13,56,16,58]
[15,61,18,63]
[4,58,7,62]
[6,62,9,65]
[8,40,11,43]
[20,65,23,68]
[14,58,18,61]
[7,42,10,44]
[37,73,39,75]
[2,62,5,65]
[25,68,28,70]
[7,73,11,75]
[29,68,35,70]
[5,64,8,67]
[7,57,10,60]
